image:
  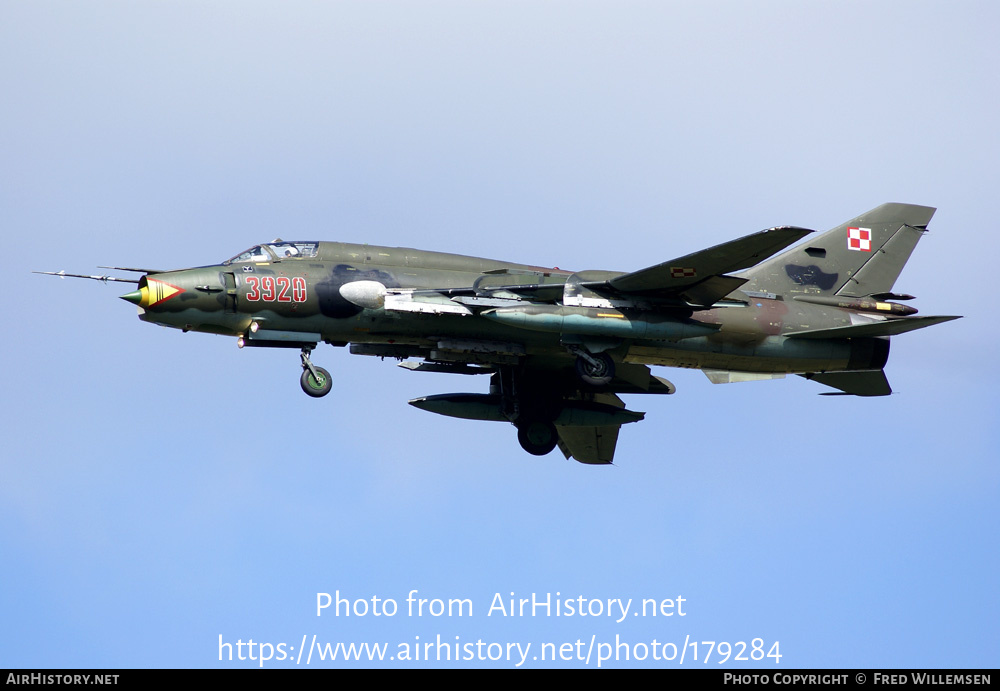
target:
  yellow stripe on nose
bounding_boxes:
[120,278,185,308]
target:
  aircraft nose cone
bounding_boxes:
[120,289,143,305]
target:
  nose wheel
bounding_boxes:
[300,347,332,398]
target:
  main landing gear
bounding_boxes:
[299,346,332,398]
[516,419,559,456]
[573,350,615,387]
[505,348,617,456]
[491,368,562,457]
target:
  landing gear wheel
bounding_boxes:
[300,366,332,398]
[575,352,615,386]
[517,420,558,456]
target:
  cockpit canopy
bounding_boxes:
[224,242,319,264]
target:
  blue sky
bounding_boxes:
[2,1,997,668]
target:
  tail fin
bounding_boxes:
[739,203,935,298]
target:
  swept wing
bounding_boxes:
[603,226,813,304]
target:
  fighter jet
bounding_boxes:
[38,203,959,464]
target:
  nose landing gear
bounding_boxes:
[300,347,332,397]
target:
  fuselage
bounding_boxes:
[124,240,890,376]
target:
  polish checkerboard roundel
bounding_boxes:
[847,227,872,252]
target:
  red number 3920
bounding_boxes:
[245,276,307,303]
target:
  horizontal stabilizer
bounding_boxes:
[800,370,891,396]
[786,315,961,339]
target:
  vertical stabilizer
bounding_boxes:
[738,203,935,298]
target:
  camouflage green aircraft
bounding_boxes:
[39,203,959,464]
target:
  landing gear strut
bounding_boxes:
[299,346,332,397]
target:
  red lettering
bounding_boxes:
[245,275,307,304]
[245,276,260,301]
[261,276,275,302]
[277,276,292,302]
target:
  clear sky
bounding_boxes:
[2,1,997,669]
